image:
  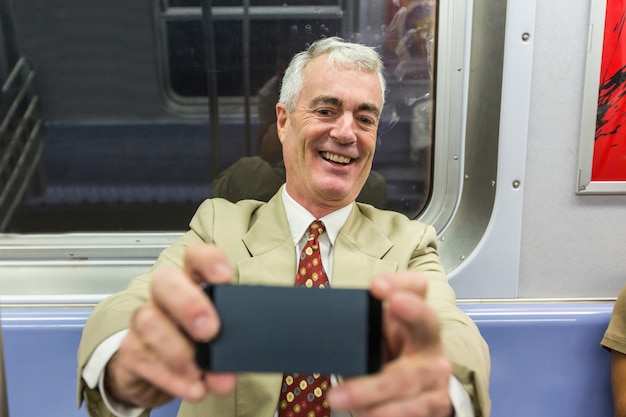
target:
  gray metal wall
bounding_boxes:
[520,0,626,298]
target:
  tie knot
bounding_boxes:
[308,220,325,240]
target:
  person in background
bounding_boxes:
[383,0,435,167]
[602,285,626,417]
[77,36,491,417]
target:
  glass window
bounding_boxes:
[1,0,437,233]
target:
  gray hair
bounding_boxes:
[278,37,386,112]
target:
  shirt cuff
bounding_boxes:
[82,329,146,417]
[449,375,474,417]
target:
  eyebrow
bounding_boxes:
[310,95,381,119]
[357,103,381,119]
[310,95,342,108]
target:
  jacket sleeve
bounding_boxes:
[76,200,218,415]
[411,224,492,417]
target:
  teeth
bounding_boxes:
[322,152,351,164]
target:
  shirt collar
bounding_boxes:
[281,185,353,246]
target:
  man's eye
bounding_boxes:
[317,108,333,116]
[359,116,375,125]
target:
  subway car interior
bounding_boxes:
[1,0,625,416]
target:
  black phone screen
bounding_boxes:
[195,284,382,375]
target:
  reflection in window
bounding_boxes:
[1,0,436,233]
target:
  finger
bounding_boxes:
[184,243,233,285]
[132,300,202,381]
[202,372,237,396]
[151,268,220,341]
[109,330,206,407]
[106,360,175,408]
[349,390,452,417]
[370,271,427,301]
[371,272,440,355]
[327,356,451,413]
[385,291,442,354]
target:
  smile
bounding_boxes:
[321,151,352,165]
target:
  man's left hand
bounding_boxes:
[327,271,453,417]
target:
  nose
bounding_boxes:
[330,112,357,144]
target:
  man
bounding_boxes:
[77,37,491,417]
[211,40,388,209]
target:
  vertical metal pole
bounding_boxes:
[200,0,221,178]
[0,328,9,417]
[242,0,252,156]
[341,0,353,40]
[0,0,19,69]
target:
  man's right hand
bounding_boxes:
[104,243,237,409]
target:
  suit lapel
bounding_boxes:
[236,373,284,417]
[332,205,398,289]
[238,192,296,287]
[235,192,293,417]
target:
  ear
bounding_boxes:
[276,103,288,145]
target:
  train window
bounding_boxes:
[0,0,449,234]
[0,0,525,300]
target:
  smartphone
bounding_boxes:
[195,284,382,376]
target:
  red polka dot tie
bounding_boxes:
[278,221,331,417]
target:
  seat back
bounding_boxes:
[0,302,616,417]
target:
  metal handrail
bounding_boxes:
[161,5,343,21]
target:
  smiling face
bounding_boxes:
[276,54,383,218]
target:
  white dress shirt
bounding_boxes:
[83,186,473,417]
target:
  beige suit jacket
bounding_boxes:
[77,191,491,417]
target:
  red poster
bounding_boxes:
[594,0,626,181]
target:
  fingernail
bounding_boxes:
[211,262,231,280]
[327,388,350,410]
[374,274,393,292]
[188,382,205,400]
[193,314,214,337]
